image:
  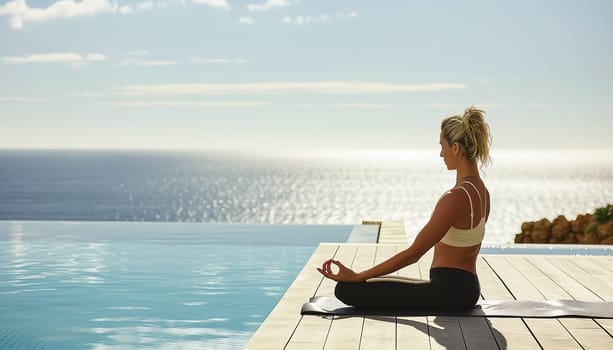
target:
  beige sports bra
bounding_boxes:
[440,181,487,247]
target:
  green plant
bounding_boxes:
[594,205,613,224]
[585,222,599,234]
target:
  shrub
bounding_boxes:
[594,205,613,224]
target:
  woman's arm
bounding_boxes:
[318,189,462,282]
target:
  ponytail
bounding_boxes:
[441,106,492,167]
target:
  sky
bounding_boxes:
[0,0,612,151]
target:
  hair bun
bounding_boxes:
[463,106,483,127]
[441,105,491,167]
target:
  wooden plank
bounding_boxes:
[361,316,397,350]
[244,244,338,350]
[485,256,582,350]
[477,255,515,300]
[288,244,366,349]
[287,244,358,350]
[285,315,331,350]
[415,250,471,349]
[395,245,432,350]
[571,256,613,288]
[525,256,602,301]
[595,318,613,336]
[518,256,613,349]
[546,256,613,300]
[323,316,364,350]
[573,256,613,274]
[348,223,379,243]
[523,319,581,350]
[487,318,541,350]
[478,255,541,350]
[412,249,467,349]
[373,244,397,277]
[482,256,543,300]
[316,244,358,297]
[378,220,406,244]
[360,245,397,349]
[509,256,613,349]
[396,315,431,350]
[323,244,377,350]
[558,318,613,350]
[460,316,500,350]
[507,256,572,300]
[248,246,613,350]
[427,316,466,350]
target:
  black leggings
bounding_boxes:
[335,267,480,310]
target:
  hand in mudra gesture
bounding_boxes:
[317,259,363,283]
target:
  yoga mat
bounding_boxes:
[301,296,613,318]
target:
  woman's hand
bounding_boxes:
[317,259,363,283]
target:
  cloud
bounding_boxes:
[119,58,177,66]
[337,11,358,19]
[247,0,289,12]
[283,14,328,25]
[99,101,271,107]
[0,0,229,29]
[190,57,252,64]
[0,0,113,29]
[118,1,155,14]
[137,1,154,11]
[118,81,468,96]
[119,51,175,66]
[191,0,230,11]
[237,16,254,25]
[86,53,108,61]
[2,52,107,64]
[283,11,358,25]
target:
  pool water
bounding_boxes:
[0,221,351,350]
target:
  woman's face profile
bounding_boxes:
[439,134,455,170]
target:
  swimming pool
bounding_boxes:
[0,221,350,350]
[1,221,611,350]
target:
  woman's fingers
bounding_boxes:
[332,260,346,270]
[321,259,333,273]
[318,259,343,281]
[318,258,361,283]
[318,260,331,275]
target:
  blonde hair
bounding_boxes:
[441,106,492,167]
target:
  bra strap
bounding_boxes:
[456,186,474,228]
[459,181,485,218]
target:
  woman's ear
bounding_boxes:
[452,142,461,155]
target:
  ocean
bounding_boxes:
[1,149,611,245]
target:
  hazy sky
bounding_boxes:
[1,0,611,151]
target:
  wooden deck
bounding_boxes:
[245,226,613,349]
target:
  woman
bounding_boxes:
[318,106,491,310]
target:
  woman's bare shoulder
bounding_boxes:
[439,186,468,203]
[433,187,467,217]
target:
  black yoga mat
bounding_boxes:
[301,296,613,318]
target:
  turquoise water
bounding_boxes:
[0,221,350,350]
[1,221,610,350]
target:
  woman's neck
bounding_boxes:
[455,160,480,184]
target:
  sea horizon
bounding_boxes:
[1,148,611,245]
